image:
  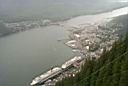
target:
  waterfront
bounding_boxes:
[0,25,74,86]
[63,6,128,59]
[0,6,128,86]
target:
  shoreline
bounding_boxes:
[30,13,128,85]
[0,6,128,38]
[63,7,128,60]
[48,7,128,85]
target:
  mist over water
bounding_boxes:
[0,0,128,86]
[0,0,127,21]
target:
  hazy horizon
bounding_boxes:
[0,0,128,21]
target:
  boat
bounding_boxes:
[31,67,62,86]
[61,56,83,69]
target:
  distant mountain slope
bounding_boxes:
[112,15,128,35]
[0,0,127,22]
[0,22,11,36]
[56,15,128,86]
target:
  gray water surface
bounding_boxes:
[0,6,128,86]
[0,25,74,86]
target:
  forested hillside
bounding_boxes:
[56,14,128,86]
[56,31,128,86]
[55,13,128,86]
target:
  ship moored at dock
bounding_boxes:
[31,67,62,86]
[61,56,83,69]
[30,56,84,86]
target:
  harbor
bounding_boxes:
[30,6,128,86]
[30,56,84,86]
[0,6,126,86]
